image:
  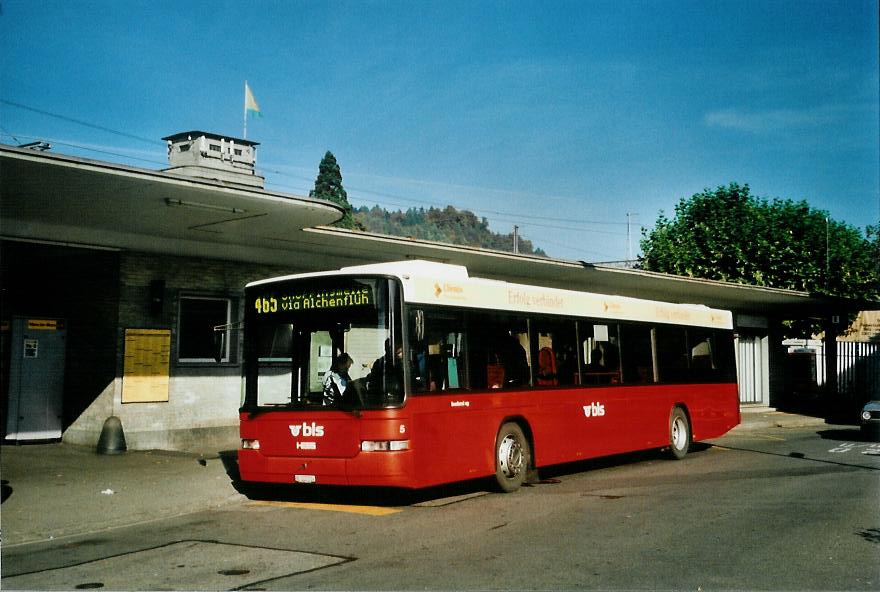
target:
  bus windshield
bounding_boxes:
[243,277,404,411]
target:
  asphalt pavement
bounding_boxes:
[0,407,828,548]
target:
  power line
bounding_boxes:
[1,99,163,146]
[483,216,627,237]
[0,132,167,167]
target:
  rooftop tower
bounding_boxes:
[162,131,264,188]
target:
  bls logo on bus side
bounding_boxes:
[583,402,605,418]
[289,422,325,437]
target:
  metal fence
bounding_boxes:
[836,341,880,399]
[782,338,880,402]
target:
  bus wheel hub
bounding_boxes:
[498,434,524,478]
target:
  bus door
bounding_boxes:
[578,321,628,457]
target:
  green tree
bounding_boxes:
[309,151,361,230]
[639,182,879,335]
[354,204,547,256]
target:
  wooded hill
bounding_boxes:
[353,205,547,257]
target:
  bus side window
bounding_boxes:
[581,322,620,385]
[409,309,468,392]
[689,328,734,381]
[712,330,737,381]
[468,314,530,389]
[620,323,654,384]
[532,320,578,386]
[656,326,689,383]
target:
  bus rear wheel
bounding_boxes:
[668,406,691,460]
[494,422,530,492]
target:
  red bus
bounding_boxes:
[239,260,739,492]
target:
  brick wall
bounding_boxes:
[112,252,295,450]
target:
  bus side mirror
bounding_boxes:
[213,329,226,363]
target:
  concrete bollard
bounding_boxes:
[96,416,127,455]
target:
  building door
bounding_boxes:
[736,334,769,406]
[5,317,66,441]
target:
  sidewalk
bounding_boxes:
[733,406,829,431]
[0,444,245,547]
[0,410,830,547]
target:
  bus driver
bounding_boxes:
[322,353,354,406]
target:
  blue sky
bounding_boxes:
[2,0,878,262]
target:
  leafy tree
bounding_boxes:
[639,182,880,336]
[354,204,547,256]
[309,151,361,230]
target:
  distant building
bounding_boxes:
[842,311,880,343]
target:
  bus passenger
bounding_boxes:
[501,333,530,387]
[368,340,404,403]
[323,353,353,406]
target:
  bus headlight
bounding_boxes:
[361,440,410,452]
[242,439,261,450]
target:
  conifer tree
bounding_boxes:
[309,151,360,230]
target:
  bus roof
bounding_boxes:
[247,260,733,330]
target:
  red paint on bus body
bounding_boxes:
[238,382,739,489]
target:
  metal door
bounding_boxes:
[736,334,768,405]
[5,317,66,441]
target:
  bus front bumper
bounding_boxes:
[238,448,416,488]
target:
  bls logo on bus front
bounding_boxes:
[583,403,605,418]
[289,422,325,437]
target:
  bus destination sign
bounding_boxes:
[254,285,373,315]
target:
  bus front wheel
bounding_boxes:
[494,422,530,492]
[668,407,691,460]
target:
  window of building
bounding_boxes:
[178,296,233,363]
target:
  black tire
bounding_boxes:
[494,422,530,492]
[668,406,691,460]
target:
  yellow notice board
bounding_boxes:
[123,329,171,403]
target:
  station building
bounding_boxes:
[1,135,876,452]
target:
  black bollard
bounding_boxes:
[96,416,127,455]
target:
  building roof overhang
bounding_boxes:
[2,143,875,321]
[0,144,343,257]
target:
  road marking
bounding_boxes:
[413,492,488,507]
[828,442,880,454]
[247,500,402,516]
[736,433,786,441]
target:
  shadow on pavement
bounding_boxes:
[214,442,717,507]
[818,428,880,443]
[216,449,455,506]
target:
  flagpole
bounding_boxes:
[243,81,248,139]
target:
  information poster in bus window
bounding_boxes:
[122,329,171,403]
